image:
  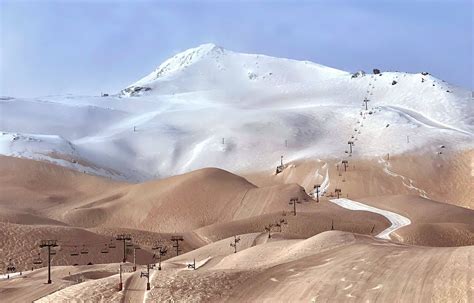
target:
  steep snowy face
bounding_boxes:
[121,43,348,97]
[140,43,225,81]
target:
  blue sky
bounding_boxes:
[1,0,472,97]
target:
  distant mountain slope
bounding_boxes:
[0,43,472,181]
[121,43,347,97]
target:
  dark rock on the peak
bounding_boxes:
[351,70,366,78]
[121,86,152,96]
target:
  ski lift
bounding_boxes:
[160,246,168,256]
[70,246,79,256]
[108,240,116,249]
[50,249,57,256]
[126,242,134,247]
[151,243,162,251]
[80,245,89,255]
[33,253,42,265]
[6,259,16,273]
[101,244,109,254]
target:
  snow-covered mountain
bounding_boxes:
[1,43,472,181]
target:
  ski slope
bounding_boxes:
[0,43,472,181]
[330,198,411,239]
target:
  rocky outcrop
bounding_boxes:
[351,70,366,78]
[121,86,152,97]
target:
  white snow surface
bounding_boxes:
[0,43,472,181]
[330,198,411,239]
[0,271,23,280]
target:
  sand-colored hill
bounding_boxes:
[357,195,474,246]
[60,167,313,233]
[0,155,310,232]
[0,222,156,273]
[0,156,390,277]
[139,231,473,302]
[244,150,473,209]
[194,204,390,243]
[0,264,123,303]
[392,223,474,246]
[1,155,472,302]
[0,155,124,213]
[359,194,474,224]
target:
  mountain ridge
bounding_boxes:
[0,43,472,182]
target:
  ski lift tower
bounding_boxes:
[39,240,58,284]
[363,98,370,110]
[313,184,321,202]
[171,236,184,256]
[140,264,151,290]
[348,141,354,154]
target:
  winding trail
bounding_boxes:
[378,157,429,198]
[330,198,411,239]
[382,105,472,136]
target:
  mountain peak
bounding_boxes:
[124,43,225,91]
[192,43,225,54]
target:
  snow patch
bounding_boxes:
[330,198,411,239]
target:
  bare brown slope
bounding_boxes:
[62,168,312,233]
[358,195,474,246]
[61,167,255,231]
[392,223,474,246]
[244,150,473,209]
[0,264,123,303]
[194,201,390,243]
[143,231,473,302]
[359,195,474,224]
[226,235,473,302]
[0,155,126,222]
[0,222,153,274]
[0,156,310,233]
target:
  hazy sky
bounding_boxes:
[1,0,472,97]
